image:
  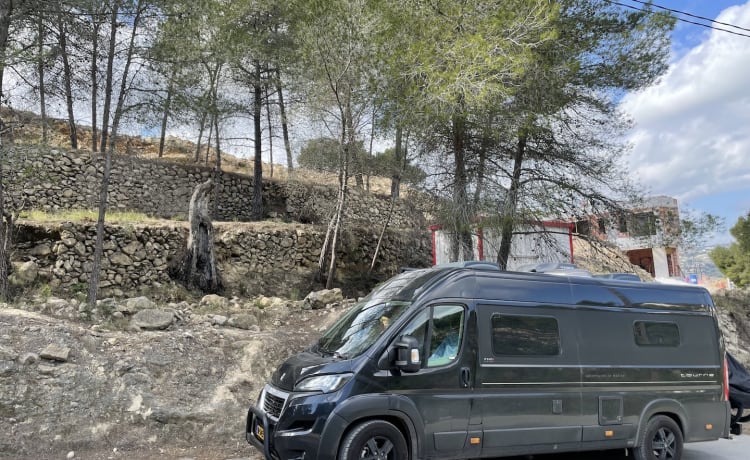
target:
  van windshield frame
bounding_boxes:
[313,268,444,359]
[314,300,411,359]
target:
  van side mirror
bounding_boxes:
[394,335,421,373]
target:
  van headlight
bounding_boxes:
[294,373,353,393]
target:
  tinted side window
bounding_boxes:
[400,305,465,368]
[633,321,680,347]
[427,305,464,367]
[492,314,560,356]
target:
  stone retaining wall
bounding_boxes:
[15,221,432,298]
[6,146,425,229]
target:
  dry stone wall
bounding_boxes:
[7,146,425,229]
[15,221,432,298]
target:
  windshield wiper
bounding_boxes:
[314,343,346,359]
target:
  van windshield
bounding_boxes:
[314,268,443,359]
[314,300,411,359]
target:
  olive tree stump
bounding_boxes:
[175,179,222,293]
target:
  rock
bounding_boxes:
[130,309,175,330]
[227,313,258,330]
[29,243,52,257]
[120,296,155,314]
[200,294,228,310]
[209,314,228,326]
[40,344,71,362]
[121,241,139,255]
[19,353,39,365]
[110,253,133,266]
[303,288,343,310]
[45,297,69,310]
[11,260,39,285]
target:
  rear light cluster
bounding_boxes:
[723,355,730,402]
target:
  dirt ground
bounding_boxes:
[4,443,263,460]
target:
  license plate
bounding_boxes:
[255,423,265,441]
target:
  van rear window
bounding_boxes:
[633,321,680,347]
[491,314,560,356]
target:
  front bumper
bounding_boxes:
[245,387,344,460]
[246,404,276,460]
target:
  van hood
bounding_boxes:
[271,350,353,391]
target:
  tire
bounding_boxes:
[338,420,409,460]
[632,415,684,460]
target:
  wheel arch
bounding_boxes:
[635,399,688,445]
[319,393,424,460]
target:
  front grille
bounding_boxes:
[262,386,288,419]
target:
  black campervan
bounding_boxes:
[246,263,732,460]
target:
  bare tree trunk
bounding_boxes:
[496,132,526,270]
[175,180,221,293]
[351,140,364,189]
[369,191,395,276]
[89,5,102,152]
[251,60,263,221]
[158,69,176,158]
[0,121,11,300]
[274,68,293,177]
[323,103,353,289]
[0,0,14,102]
[87,0,142,306]
[0,4,16,293]
[450,112,474,262]
[98,2,118,154]
[204,120,212,166]
[367,103,376,192]
[194,110,207,162]
[57,7,77,149]
[211,110,221,218]
[36,13,47,144]
[390,125,403,199]
[265,84,273,178]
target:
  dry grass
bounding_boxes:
[19,209,164,223]
[2,107,397,194]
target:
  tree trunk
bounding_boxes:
[58,9,77,149]
[0,121,10,300]
[194,110,207,162]
[211,109,221,218]
[36,13,47,144]
[87,0,141,306]
[451,113,473,261]
[176,180,221,293]
[98,2,119,154]
[0,1,16,299]
[496,132,526,270]
[86,138,113,306]
[275,68,293,177]
[158,70,176,158]
[325,143,348,289]
[369,189,396,276]
[0,0,15,105]
[251,60,263,221]
[390,125,403,199]
[89,8,102,152]
[265,84,274,178]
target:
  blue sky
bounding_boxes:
[619,0,750,245]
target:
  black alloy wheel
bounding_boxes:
[633,415,684,460]
[338,419,408,460]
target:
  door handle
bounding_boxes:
[460,367,471,388]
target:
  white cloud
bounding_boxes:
[620,2,750,207]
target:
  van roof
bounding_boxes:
[420,265,714,313]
